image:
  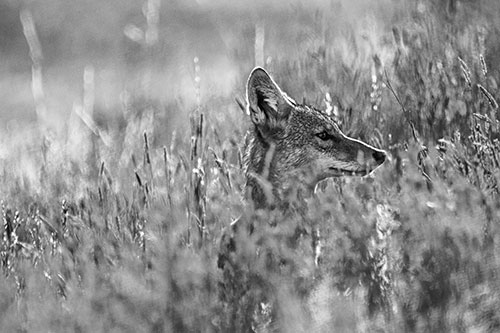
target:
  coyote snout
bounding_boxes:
[244,67,386,208]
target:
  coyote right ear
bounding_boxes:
[246,67,292,129]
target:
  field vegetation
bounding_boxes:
[1,0,500,331]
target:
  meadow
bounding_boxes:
[1,0,500,331]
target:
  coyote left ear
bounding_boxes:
[246,67,292,129]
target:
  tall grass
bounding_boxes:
[1,0,500,331]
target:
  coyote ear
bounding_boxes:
[246,67,292,129]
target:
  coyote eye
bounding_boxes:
[316,131,330,141]
[316,131,341,144]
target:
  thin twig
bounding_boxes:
[384,70,420,143]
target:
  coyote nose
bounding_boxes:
[372,150,386,164]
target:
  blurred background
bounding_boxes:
[2,0,499,143]
[0,0,439,128]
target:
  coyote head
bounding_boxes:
[244,67,386,208]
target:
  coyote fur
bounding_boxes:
[244,67,386,210]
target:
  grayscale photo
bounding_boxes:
[0,0,499,331]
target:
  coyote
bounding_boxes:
[244,67,386,210]
[217,68,387,331]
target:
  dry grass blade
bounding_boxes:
[458,56,472,87]
[473,113,493,123]
[74,104,112,147]
[20,9,47,123]
[163,146,172,207]
[189,111,206,248]
[143,132,155,192]
[135,171,143,187]
[480,54,488,76]
[384,70,420,143]
[235,97,246,114]
[144,132,151,165]
[477,84,499,110]
[385,70,432,186]
[210,148,232,194]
